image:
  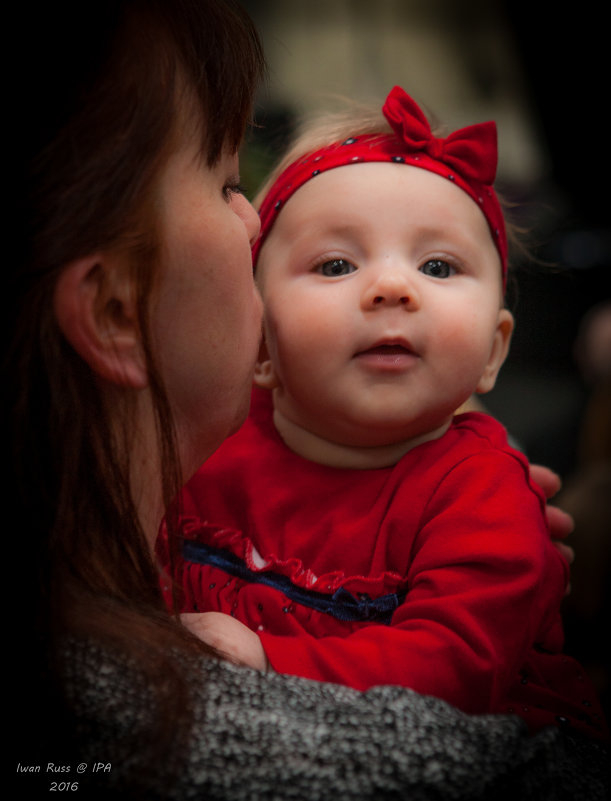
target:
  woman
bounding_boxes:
[7,1,607,798]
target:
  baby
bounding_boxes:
[171,87,606,740]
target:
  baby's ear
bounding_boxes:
[53,252,148,388]
[476,308,514,394]
[253,336,279,390]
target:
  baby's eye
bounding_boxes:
[317,259,357,277]
[419,259,455,279]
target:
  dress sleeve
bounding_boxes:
[259,450,567,713]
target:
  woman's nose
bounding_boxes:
[361,266,419,310]
[232,193,261,247]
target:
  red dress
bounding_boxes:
[169,387,606,740]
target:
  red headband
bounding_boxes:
[252,86,508,285]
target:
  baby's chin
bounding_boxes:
[274,408,453,470]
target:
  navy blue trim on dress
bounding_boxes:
[182,540,406,625]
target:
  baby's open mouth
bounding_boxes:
[360,344,413,356]
[355,341,416,358]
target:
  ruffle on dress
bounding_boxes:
[178,516,408,625]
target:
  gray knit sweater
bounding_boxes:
[58,638,608,800]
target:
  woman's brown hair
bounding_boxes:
[6,0,264,770]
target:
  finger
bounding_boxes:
[180,612,202,625]
[553,541,575,564]
[529,464,562,499]
[546,505,575,540]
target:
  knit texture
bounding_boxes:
[53,637,609,800]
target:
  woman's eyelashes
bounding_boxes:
[222,181,246,201]
[316,258,357,277]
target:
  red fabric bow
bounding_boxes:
[382,86,498,186]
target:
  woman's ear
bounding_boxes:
[253,336,279,390]
[53,253,148,388]
[476,308,514,394]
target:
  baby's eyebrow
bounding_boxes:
[304,218,363,236]
[290,221,364,248]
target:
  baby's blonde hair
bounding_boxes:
[254,102,386,209]
[254,97,451,209]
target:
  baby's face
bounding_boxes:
[255,162,512,448]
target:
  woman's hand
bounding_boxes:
[529,464,575,572]
[181,611,271,672]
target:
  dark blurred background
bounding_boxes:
[240,0,610,723]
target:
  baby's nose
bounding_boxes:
[362,268,419,310]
